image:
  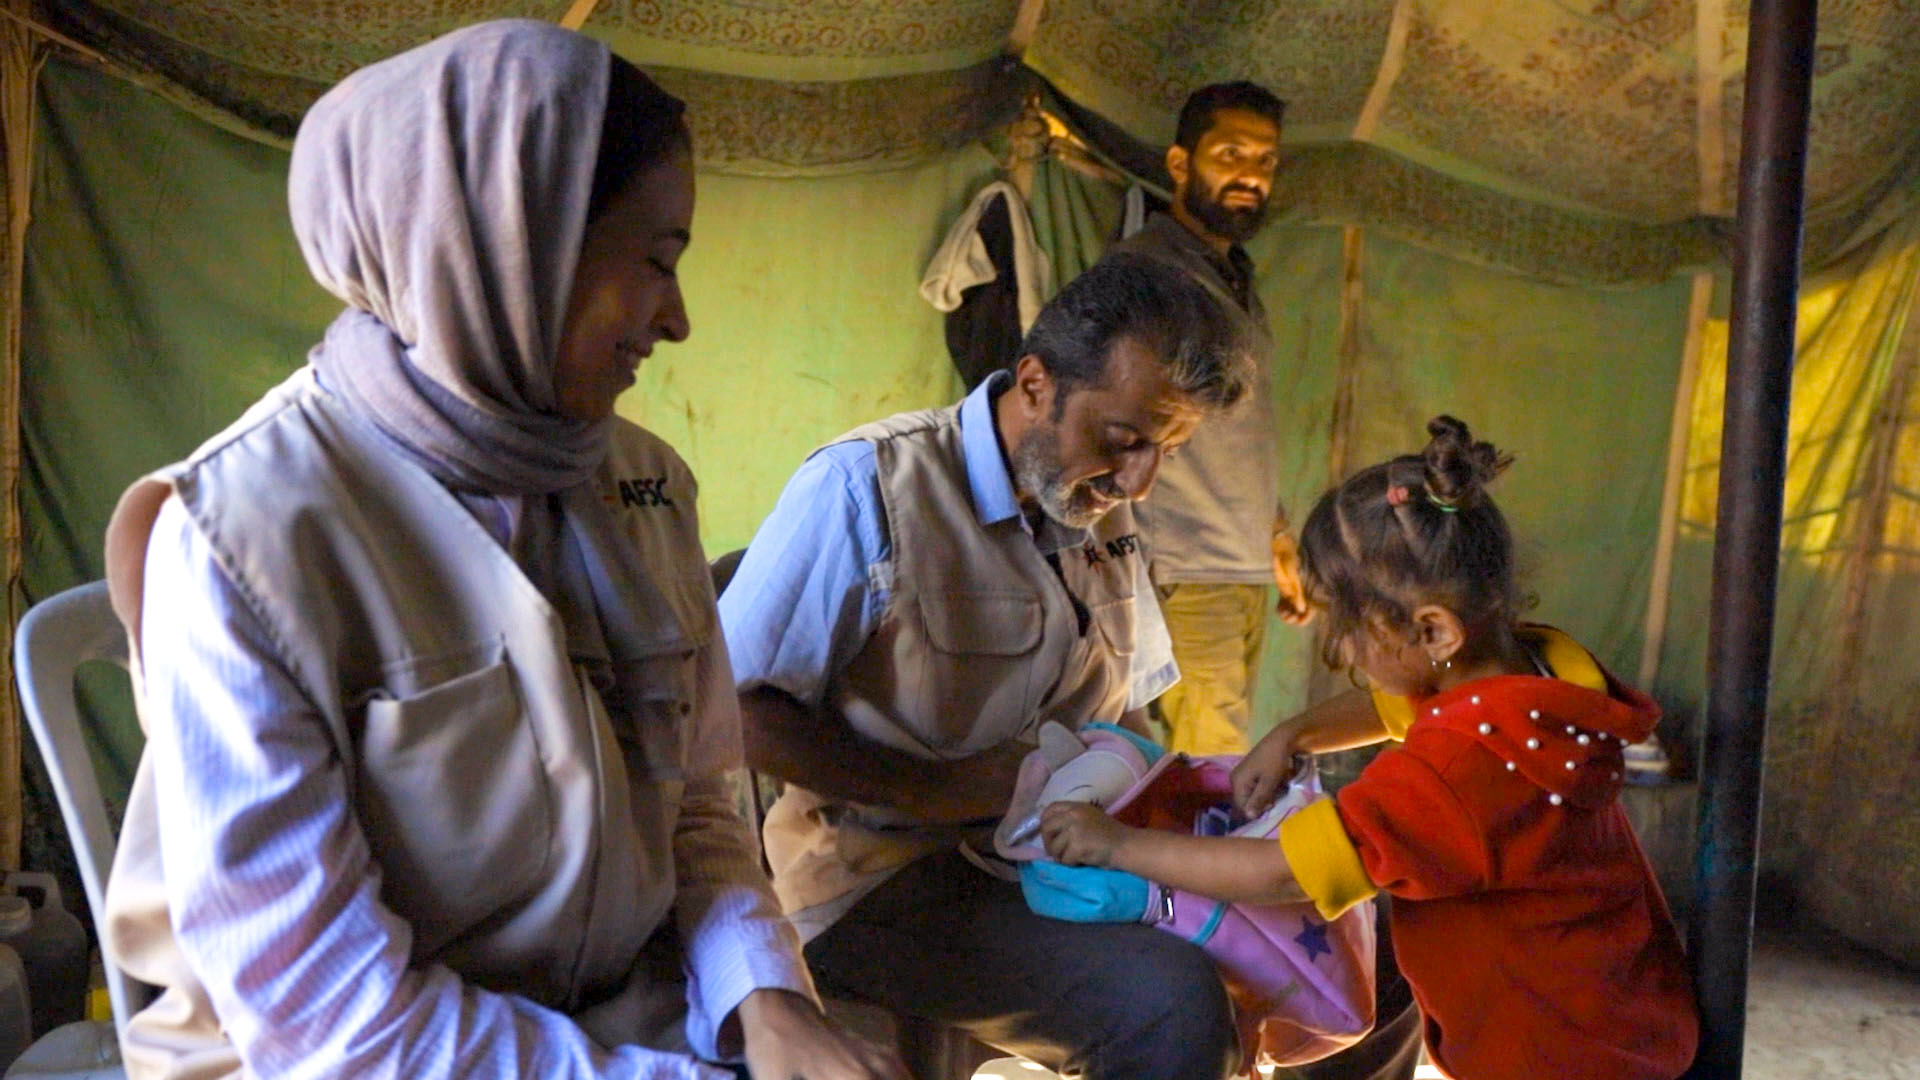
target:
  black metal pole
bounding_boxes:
[1688,0,1817,1076]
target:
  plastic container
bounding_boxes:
[0,872,89,1038]
[0,941,32,1073]
[4,1017,122,1078]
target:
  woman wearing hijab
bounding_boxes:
[97,20,904,1080]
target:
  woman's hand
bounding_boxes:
[737,989,909,1080]
[1039,802,1132,867]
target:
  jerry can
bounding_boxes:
[0,873,88,1038]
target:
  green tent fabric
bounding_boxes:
[42,0,1920,282]
[618,157,998,547]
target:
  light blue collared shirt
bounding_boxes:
[720,372,1178,713]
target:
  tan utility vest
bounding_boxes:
[101,371,721,1078]
[761,405,1140,922]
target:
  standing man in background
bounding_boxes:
[1108,81,1309,756]
[1108,81,1428,1080]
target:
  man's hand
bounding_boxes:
[1231,723,1306,817]
[737,989,909,1080]
[906,739,1030,824]
[1271,527,1311,626]
[1039,802,1132,868]
[1115,707,1156,742]
[744,687,1033,825]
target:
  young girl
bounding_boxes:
[1040,416,1699,1080]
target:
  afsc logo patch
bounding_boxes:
[1080,533,1142,566]
[614,477,674,508]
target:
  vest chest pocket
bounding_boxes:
[914,591,1046,754]
[612,568,712,782]
[1087,596,1137,659]
[614,649,699,782]
[356,649,553,960]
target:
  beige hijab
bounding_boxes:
[291,18,612,495]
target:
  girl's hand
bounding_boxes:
[1039,802,1129,867]
[1232,725,1304,816]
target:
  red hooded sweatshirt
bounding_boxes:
[1279,628,1699,1080]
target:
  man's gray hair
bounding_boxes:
[1019,252,1251,413]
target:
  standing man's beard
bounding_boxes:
[1183,178,1267,243]
[1011,424,1125,529]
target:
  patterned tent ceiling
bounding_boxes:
[41,0,1920,281]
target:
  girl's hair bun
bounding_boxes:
[1423,415,1512,508]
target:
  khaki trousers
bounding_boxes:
[1150,582,1270,756]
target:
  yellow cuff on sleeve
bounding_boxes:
[1279,798,1378,921]
[1370,689,1415,742]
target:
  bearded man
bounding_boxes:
[1107,81,1311,758]
[720,253,1251,1079]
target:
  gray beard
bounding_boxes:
[1011,425,1111,530]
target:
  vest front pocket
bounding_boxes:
[1087,596,1138,660]
[914,590,1046,754]
[616,650,698,782]
[356,658,554,960]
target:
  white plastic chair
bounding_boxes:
[12,579,151,1076]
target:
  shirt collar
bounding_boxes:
[959,371,1023,527]
[958,372,1098,552]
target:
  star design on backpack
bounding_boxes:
[1294,915,1332,962]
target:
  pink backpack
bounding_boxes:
[996,726,1377,1068]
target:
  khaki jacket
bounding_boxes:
[101,371,778,1077]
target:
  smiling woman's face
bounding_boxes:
[551,148,695,421]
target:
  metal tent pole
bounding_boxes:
[1687,0,1817,1074]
